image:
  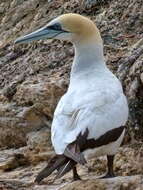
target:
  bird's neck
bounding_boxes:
[70,42,106,80]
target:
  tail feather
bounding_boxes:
[64,143,87,165]
[35,155,67,183]
[55,160,76,179]
[35,142,87,183]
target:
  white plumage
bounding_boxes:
[51,53,128,155]
[15,13,129,182]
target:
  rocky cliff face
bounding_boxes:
[0,0,143,189]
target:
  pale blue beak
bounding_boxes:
[15,25,66,44]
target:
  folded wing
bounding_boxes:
[51,91,128,155]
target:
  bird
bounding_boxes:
[15,13,129,183]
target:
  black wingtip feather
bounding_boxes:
[34,155,66,183]
[55,160,76,179]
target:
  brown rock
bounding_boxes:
[13,76,67,117]
[0,116,28,148]
[0,153,28,172]
[0,70,68,148]
[60,176,143,190]
[0,106,50,149]
[25,128,54,164]
[81,0,107,9]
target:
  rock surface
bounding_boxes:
[0,0,143,147]
[60,175,143,190]
[0,0,143,189]
[0,145,143,189]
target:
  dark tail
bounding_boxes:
[35,155,76,183]
[55,159,76,179]
[35,143,87,183]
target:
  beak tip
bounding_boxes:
[14,38,21,44]
[14,40,18,44]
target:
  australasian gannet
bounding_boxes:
[15,13,129,183]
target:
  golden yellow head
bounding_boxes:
[15,13,102,45]
[58,13,102,43]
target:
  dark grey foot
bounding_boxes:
[73,174,81,181]
[100,155,116,179]
[72,166,81,181]
[100,172,115,179]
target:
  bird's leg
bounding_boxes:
[101,155,115,178]
[72,166,81,181]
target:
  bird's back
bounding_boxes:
[51,68,128,154]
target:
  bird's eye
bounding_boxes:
[47,23,62,31]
